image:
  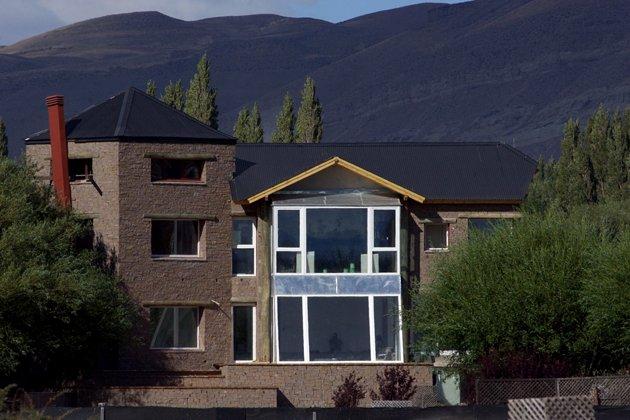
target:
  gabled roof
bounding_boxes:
[25,87,234,143]
[232,142,537,204]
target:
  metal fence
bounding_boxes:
[476,375,630,406]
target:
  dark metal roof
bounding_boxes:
[232,142,536,202]
[25,87,234,143]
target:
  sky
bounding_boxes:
[0,0,459,45]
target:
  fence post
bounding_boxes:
[556,378,560,397]
[475,378,480,405]
[98,402,106,420]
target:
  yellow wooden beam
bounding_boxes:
[243,156,425,204]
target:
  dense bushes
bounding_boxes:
[0,158,134,389]
[406,201,629,377]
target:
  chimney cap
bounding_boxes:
[45,95,64,107]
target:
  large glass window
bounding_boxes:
[233,305,255,362]
[308,297,370,361]
[150,307,199,349]
[232,218,255,276]
[274,207,399,274]
[307,209,367,273]
[276,295,401,362]
[277,297,304,361]
[151,220,200,257]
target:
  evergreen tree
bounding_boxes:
[233,107,250,142]
[0,118,7,157]
[146,80,157,97]
[161,80,185,111]
[605,110,629,201]
[555,119,587,207]
[247,102,264,143]
[271,92,295,143]
[586,105,612,200]
[185,54,219,129]
[295,77,323,143]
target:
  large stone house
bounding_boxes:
[25,87,536,407]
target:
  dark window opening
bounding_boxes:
[69,158,93,182]
[233,306,255,361]
[424,224,448,250]
[151,220,200,256]
[151,159,204,182]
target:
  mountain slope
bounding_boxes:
[0,0,629,157]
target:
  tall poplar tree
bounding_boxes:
[0,118,8,157]
[161,80,185,111]
[146,80,157,97]
[271,92,295,143]
[247,102,264,143]
[233,107,250,142]
[185,54,219,129]
[295,77,323,143]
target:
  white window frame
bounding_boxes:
[151,219,201,258]
[150,306,200,350]
[232,217,256,276]
[272,206,400,275]
[273,294,404,364]
[232,304,256,363]
[424,223,449,252]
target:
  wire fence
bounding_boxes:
[476,375,630,406]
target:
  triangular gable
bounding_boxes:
[241,156,425,204]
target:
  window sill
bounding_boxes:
[424,248,449,254]
[151,256,205,262]
[151,180,207,186]
[232,274,256,278]
[150,348,204,353]
[70,180,92,185]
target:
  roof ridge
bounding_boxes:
[235,141,506,147]
[128,86,234,140]
[496,141,536,164]
[114,88,134,137]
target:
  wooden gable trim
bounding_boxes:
[242,156,426,204]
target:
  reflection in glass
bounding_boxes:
[306,209,367,273]
[277,251,301,273]
[308,297,370,361]
[278,297,304,361]
[232,219,253,246]
[374,297,400,360]
[374,210,396,247]
[373,251,397,273]
[177,308,198,348]
[278,210,300,247]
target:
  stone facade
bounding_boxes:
[26,139,522,408]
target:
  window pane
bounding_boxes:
[232,249,254,275]
[374,297,401,361]
[176,221,199,255]
[468,218,508,238]
[306,209,367,273]
[277,210,300,247]
[151,159,203,182]
[373,251,397,273]
[177,308,198,348]
[374,210,396,248]
[232,219,253,246]
[151,221,175,255]
[308,297,370,361]
[68,158,93,182]
[234,306,254,361]
[277,297,304,361]
[150,307,174,348]
[276,251,301,273]
[425,224,447,250]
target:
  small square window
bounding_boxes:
[233,305,255,362]
[151,159,204,182]
[151,220,200,257]
[68,158,92,182]
[232,218,255,276]
[150,307,199,349]
[424,224,448,251]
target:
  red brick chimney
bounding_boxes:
[46,95,72,208]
